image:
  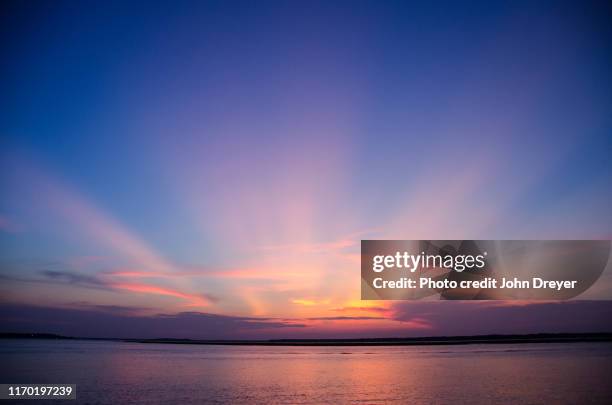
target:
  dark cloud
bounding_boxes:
[67,302,150,315]
[0,303,306,339]
[0,270,109,290]
[2,270,221,305]
[2,301,611,340]
[40,270,107,288]
[390,300,612,336]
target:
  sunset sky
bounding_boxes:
[1,0,611,339]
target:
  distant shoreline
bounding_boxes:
[2,332,612,346]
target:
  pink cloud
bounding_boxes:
[110,282,211,307]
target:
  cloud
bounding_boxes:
[390,300,612,336]
[0,303,306,339]
[109,283,215,307]
[0,270,109,291]
[67,302,150,315]
[4,301,610,340]
[40,270,108,288]
[106,267,304,281]
[4,270,217,308]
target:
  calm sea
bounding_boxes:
[1,339,611,404]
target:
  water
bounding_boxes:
[1,340,611,404]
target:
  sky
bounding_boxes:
[1,0,611,339]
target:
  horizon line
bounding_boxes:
[3,332,612,347]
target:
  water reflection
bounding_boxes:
[1,340,611,404]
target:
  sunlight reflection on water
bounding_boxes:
[1,340,611,404]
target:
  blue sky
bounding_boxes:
[1,0,611,338]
